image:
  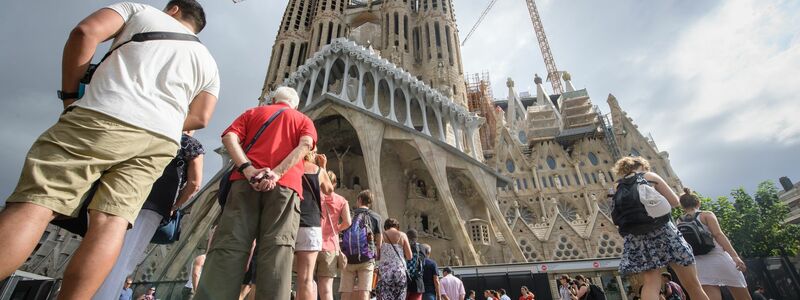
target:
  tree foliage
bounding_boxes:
[672,180,800,257]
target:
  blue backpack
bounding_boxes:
[341,211,376,264]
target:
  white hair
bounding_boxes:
[273,86,300,109]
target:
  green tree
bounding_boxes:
[722,181,799,257]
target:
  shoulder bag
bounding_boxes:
[218,108,287,207]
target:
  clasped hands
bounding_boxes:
[242,166,280,191]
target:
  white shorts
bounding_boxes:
[295,226,322,251]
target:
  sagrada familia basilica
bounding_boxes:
[21,0,683,297]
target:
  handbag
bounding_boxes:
[310,175,348,270]
[151,210,183,244]
[217,108,288,207]
[635,173,672,218]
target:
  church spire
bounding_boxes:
[506,78,525,128]
[562,71,575,92]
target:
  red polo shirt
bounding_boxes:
[222,103,317,198]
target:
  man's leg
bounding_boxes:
[58,210,129,299]
[195,181,261,300]
[0,203,55,279]
[92,210,163,300]
[256,187,300,300]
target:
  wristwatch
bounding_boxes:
[237,162,252,175]
[57,90,82,101]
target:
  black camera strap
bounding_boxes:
[99,31,201,64]
[82,31,201,84]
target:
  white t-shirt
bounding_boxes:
[76,2,220,144]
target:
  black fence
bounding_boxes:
[741,256,800,300]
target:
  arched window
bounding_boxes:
[588,152,599,166]
[546,156,557,170]
[506,159,516,173]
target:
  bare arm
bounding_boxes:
[173,154,203,211]
[644,172,680,207]
[577,286,589,299]
[183,92,218,131]
[316,156,334,195]
[221,133,262,182]
[338,203,352,231]
[259,135,314,191]
[374,231,383,261]
[191,255,205,292]
[62,8,124,108]
[703,212,746,271]
[402,233,413,260]
[434,275,442,300]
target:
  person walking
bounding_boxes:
[119,278,134,300]
[467,290,476,300]
[377,218,412,299]
[137,287,156,300]
[611,157,709,300]
[751,287,768,300]
[519,286,535,300]
[296,149,335,300]
[678,189,750,300]
[0,1,219,298]
[94,132,205,300]
[559,275,573,300]
[340,190,383,300]
[439,267,465,300]
[660,273,685,300]
[406,229,426,300]
[499,289,511,300]
[317,171,352,300]
[196,86,316,300]
[420,244,442,300]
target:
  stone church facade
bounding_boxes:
[18,0,683,298]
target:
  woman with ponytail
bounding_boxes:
[679,189,750,300]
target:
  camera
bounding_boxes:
[80,63,99,84]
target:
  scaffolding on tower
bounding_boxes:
[465,72,498,154]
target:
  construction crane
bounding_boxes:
[461,0,498,46]
[462,0,564,95]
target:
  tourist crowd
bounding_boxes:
[0,1,762,300]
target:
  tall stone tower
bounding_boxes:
[262,0,469,107]
[261,0,318,97]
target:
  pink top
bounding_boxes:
[440,274,466,299]
[320,192,348,251]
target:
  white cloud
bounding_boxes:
[657,0,800,145]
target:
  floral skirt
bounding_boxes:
[619,222,695,275]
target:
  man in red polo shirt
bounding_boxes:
[195,86,317,300]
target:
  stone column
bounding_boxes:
[465,165,527,262]
[305,70,319,107]
[388,81,398,122]
[321,58,333,94]
[355,65,366,108]
[347,111,389,217]
[403,88,414,128]
[414,137,480,265]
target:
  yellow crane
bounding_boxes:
[462,0,564,95]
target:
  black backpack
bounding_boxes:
[611,173,670,235]
[406,243,425,293]
[586,284,607,300]
[677,212,715,255]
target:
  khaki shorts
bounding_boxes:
[315,250,339,278]
[6,107,179,225]
[339,261,375,293]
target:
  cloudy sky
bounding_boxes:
[0,0,798,205]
